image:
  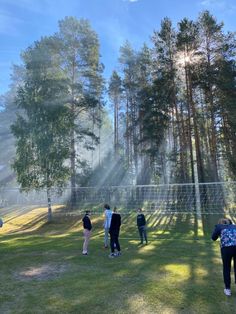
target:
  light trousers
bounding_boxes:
[104,227,110,247]
[82,229,91,254]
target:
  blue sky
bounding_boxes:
[1,0,236,95]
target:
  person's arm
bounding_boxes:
[211,225,221,241]
[109,214,114,232]
[103,210,106,227]
[88,217,92,230]
[143,214,146,225]
[118,214,121,227]
[84,216,92,230]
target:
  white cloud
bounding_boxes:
[1,0,42,13]
[0,10,23,35]
[199,0,236,13]
[122,0,140,2]
[1,0,77,15]
[200,0,224,7]
[99,17,127,52]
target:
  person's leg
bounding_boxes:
[221,247,232,289]
[110,233,115,253]
[143,226,148,243]
[104,228,109,247]
[233,246,236,284]
[114,233,120,252]
[83,230,91,254]
[138,227,143,243]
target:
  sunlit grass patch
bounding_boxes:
[1,207,236,313]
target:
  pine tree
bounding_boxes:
[54,17,104,206]
[108,71,123,154]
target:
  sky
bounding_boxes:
[1,0,236,95]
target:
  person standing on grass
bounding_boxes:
[82,210,92,255]
[137,208,148,245]
[212,218,236,296]
[103,204,112,248]
[109,207,121,258]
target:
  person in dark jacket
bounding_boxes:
[82,210,92,255]
[212,218,236,296]
[109,207,121,258]
[137,208,147,245]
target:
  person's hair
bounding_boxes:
[218,218,232,225]
[137,208,142,212]
[85,210,91,215]
[113,206,117,212]
[104,204,110,210]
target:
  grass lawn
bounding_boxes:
[0,206,236,313]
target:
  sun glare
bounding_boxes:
[175,50,200,67]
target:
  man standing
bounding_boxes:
[103,204,112,248]
[82,210,92,255]
[137,208,148,245]
[109,207,121,258]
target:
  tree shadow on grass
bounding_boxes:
[104,213,236,313]
[1,209,236,313]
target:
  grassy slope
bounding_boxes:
[0,207,236,314]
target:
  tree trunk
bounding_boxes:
[47,188,52,222]
[184,63,195,183]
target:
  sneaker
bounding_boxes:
[224,289,231,296]
[116,251,122,257]
[109,253,115,258]
[82,252,88,255]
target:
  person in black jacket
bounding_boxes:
[82,210,92,255]
[137,208,147,245]
[212,218,236,296]
[109,207,121,258]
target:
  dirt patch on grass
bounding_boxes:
[15,263,68,281]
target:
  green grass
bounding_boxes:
[0,207,236,313]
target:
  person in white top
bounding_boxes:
[103,204,112,248]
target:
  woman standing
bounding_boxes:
[212,218,236,296]
[82,210,92,255]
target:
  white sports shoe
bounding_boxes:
[224,289,231,296]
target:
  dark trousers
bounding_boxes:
[138,226,147,243]
[221,246,236,289]
[110,232,120,253]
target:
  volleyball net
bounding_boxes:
[1,182,236,215]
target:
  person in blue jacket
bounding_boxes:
[212,218,236,296]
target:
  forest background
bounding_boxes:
[0,7,236,209]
